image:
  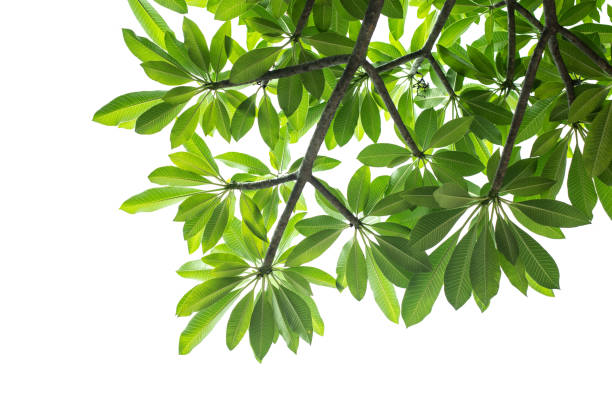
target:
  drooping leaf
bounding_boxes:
[128,0,172,48]
[249,293,274,362]
[510,223,560,289]
[240,194,268,242]
[226,290,255,350]
[583,102,612,176]
[568,149,597,219]
[346,237,368,300]
[409,208,466,251]
[510,199,590,228]
[120,187,200,213]
[366,249,400,323]
[444,226,478,310]
[470,221,500,305]
[347,166,370,214]
[285,229,343,266]
[216,152,270,175]
[93,91,165,126]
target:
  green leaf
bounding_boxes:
[182,17,210,72]
[179,290,239,355]
[128,0,172,47]
[277,76,303,117]
[215,0,256,20]
[465,99,512,125]
[439,17,477,48]
[500,177,556,196]
[509,206,565,239]
[516,97,556,143]
[201,196,233,253]
[240,194,268,242]
[230,95,257,141]
[495,217,518,264]
[444,226,478,310]
[595,178,612,220]
[226,290,255,350]
[433,183,477,208]
[177,259,210,280]
[333,92,360,146]
[366,249,400,323]
[510,199,590,228]
[258,94,280,149]
[286,229,343,266]
[307,32,355,56]
[176,277,243,316]
[357,143,412,167]
[170,103,202,147]
[121,187,199,213]
[153,0,187,13]
[568,149,597,219]
[402,232,459,327]
[295,215,347,236]
[369,192,409,216]
[170,151,218,177]
[409,208,466,251]
[216,152,270,175]
[360,92,381,142]
[230,47,281,84]
[93,91,165,126]
[510,223,560,289]
[381,0,403,18]
[403,186,439,208]
[276,287,313,343]
[584,102,612,176]
[347,166,370,213]
[346,237,368,300]
[431,151,484,176]
[135,102,186,134]
[163,86,202,105]
[249,294,274,362]
[210,22,231,74]
[375,235,432,274]
[470,222,500,305]
[148,166,208,186]
[568,86,609,123]
[415,108,438,149]
[284,267,336,288]
[499,256,528,295]
[141,61,192,85]
[428,116,473,149]
[558,1,597,26]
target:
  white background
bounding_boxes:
[1,1,611,407]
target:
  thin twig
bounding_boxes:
[207,55,351,89]
[261,0,384,268]
[362,61,424,156]
[309,176,360,226]
[228,173,297,190]
[490,29,553,196]
[293,0,315,39]
[425,54,457,98]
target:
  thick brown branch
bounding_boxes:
[505,0,517,85]
[362,61,423,156]
[490,29,553,196]
[293,0,315,39]
[548,35,575,105]
[228,173,297,190]
[309,177,360,226]
[425,54,457,98]
[376,50,424,73]
[557,26,612,77]
[207,55,351,90]
[261,0,384,268]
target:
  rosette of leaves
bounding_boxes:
[95,0,612,361]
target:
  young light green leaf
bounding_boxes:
[179,290,239,354]
[201,196,233,253]
[295,215,347,236]
[428,116,474,149]
[182,17,210,72]
[121,187,199,213]
[216,152,270,175]
[170,103,202,147]
[170,151,218,177]
[229,95,257,141]
[215,0,257,20]
[366,249,400,323]
[141,61,192,85]
[153,0,187,13]
[135,102,186,134]
[276,287,313,343]
[148,166,208,186]
[284,267,336,288]
[230,47,281,84]
[93,91,165,126]
[128,0,172,48]
[176,277,243,317]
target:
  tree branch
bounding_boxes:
[261,0,384,268]
[362,61,424,156]
[515,3,544,31]
[425,54,457,98]
[293,0,315,39]
[490,29,553,196]
[557,26,612,77]
[206,55,351,90]
[505,0,517,85]
[309,176,360,226]
[228,173,297,190]
[548,35,575,105]
[375,50,424,73]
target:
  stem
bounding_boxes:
[293,0,315,40]
[548,35,575,105]
[490,29,553,196]
[228,173,297,190]
[261,0,384,268]
[309,176,360,226]
[505,0,517,85]
[362,61,423,156]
